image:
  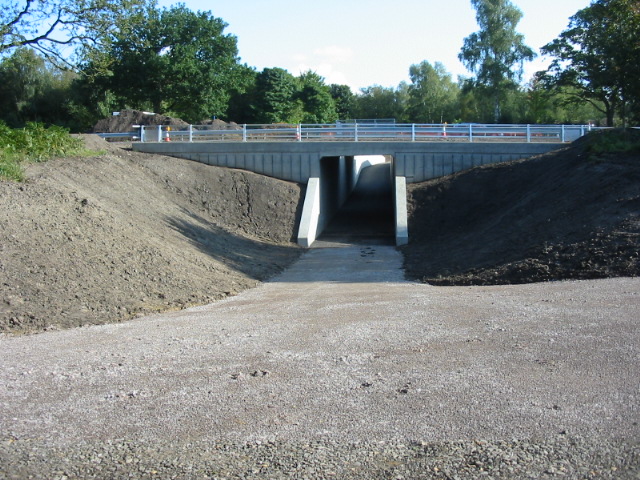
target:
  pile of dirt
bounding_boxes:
[401,129,640,285]
[200,118,242,130]
[0,135,304,334]
[93,110,190,133]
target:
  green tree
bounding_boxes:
[252,67,302,123]
[84,4,242,122]
[226,65,258,123]
[459,0,536,122]
[0,48,76,127]
[540,0,640,126]
[408,61,460,123]
[1,0,146,67]
[524,77,604,125]
[329,84,356,120]
[297,71,337,124]
[354,85,408,121]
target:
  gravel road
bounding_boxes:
[1,246,639,478]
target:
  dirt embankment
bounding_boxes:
[402,131,640,285]
[2,131,639,334]
[0,136,304,333]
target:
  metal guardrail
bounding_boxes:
[99,123,606,143]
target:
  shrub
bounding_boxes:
[0,121,83,181]
[587,128,640,155]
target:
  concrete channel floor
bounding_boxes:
[1,245,639,448]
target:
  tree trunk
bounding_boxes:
[493,96,501,123]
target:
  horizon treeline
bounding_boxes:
[0,0,638,132]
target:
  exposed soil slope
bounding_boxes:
[0,136,304,333]
[402,130,640,285]
[2,131,638,334]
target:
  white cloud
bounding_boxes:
[294,61,351,88]
[313,45,354,63]
[287,46,355,88]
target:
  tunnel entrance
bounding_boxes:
[317,156,395,246]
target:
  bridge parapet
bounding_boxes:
[132,122,600,144]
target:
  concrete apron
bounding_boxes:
[1,246,638,446]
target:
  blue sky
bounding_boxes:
[157,0,592,92]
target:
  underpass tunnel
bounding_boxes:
[317,155,395,244]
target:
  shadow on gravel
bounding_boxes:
[166,210,303,281]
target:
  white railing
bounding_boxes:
[128,123,605,143]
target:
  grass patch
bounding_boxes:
[586,128,640,156]
[0,121,84,181]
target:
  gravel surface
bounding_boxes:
[1,247,639,478]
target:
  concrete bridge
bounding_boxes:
[132,140,563,247]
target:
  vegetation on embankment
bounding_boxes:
[584,128,640,160]
[0,122,84,182]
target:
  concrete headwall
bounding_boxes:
[133,141,560,184]
[133,141,563,247]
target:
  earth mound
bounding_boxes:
[0,136,304,334]
[402,129,640,285]
[93,109,190,133]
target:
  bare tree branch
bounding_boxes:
[1,0,147,66]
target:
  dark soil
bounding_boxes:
[401,130,640,285]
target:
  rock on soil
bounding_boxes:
[402,131,640,285]
[0,135,304,333]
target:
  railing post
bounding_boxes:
[188,124,193,142]
[561,125,566,143]
[354,123,358,142]
[581,125,585,137]
[469,123,473,143]
[140,126,145,143]
[526,124,531,143]
[297,124,302,142]
[411,123,416,142]
[242,124,247,142]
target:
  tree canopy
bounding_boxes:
[1,0,146,67]
[83,4,243,123]
[251,67,302,124]
[408,61,460,123]
[459,0,535,121]
[1,1,633,129]
[297,71,338,124]
[540,0,640,126]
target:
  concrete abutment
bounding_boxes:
[132,141,561,247]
